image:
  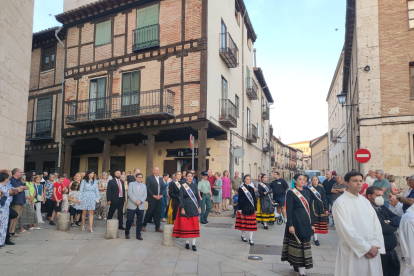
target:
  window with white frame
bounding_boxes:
[408,1,414,28]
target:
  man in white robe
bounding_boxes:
[400,204,414,276]
[332,171,385,276]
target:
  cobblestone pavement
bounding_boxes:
[0,210,406,276]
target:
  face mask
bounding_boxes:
[374,196,384,207]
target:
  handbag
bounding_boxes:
[34,183,44,202]
[212,189,219,196]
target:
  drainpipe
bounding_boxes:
[55,27,65,174]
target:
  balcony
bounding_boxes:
[330,128,337,142]
[219,32,239,68]
[65,89,175,126]
[218,99,237,128]
[246,124,258,143]
[246,78,258,100]
[132,24,160,52]
[271,156,275,162]
[26,119,53,141]
[262,105,269,120]
[263,141,270,152]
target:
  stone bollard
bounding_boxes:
[162,225,174,246]
[106,219,119,239]
[57,212,70,231]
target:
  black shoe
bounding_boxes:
[125,235,130,239]
[185,243,190,250]
[49,221,56,226]
[314,239,320,246]
[201,221,207,224]
[192,245,197,251]
[118,226,125,230]
[264,225,268,230]
[70,223,75,227]
[204,219,209,223]
[75,222,81,227]
[249,239,254,246]
[294,267,299,272]
[5,240,15,245]
[137,236,143,240]
[241,236,247,242]
[232,215,235,218]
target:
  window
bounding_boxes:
[247,38,252,51]
[122,71,140,107]
[136,4,159,49]
[409,132,414,166]
[246,66,250,88]
[235,157,239,165]
[89,77,107,119]
[257,123,260,138]
[87,157,99,174]
[408,1,414,28]
[410,65,414,99]
[221,20,227,49]
[95,20,111,46]
[261,96,264,115]
[221,76,227,99]
[235,94,239,117]
[42,46,55,71]
[262,126,264,139]
[35,97,53,137]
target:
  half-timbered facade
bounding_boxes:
[25,28,66,174]
[50,0,273,178]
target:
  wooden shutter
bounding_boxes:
[137,4,159,28]
[95,20,111,46]
[37,98,52,120]
[136,4,159,48]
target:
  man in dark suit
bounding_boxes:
[142,167,164,232]
[127,168,140,184]
[107,170,126,230]
[367,186,401,276]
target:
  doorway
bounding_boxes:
[43,161,55,174]
[70,157,80,178]
[110,156,126,175]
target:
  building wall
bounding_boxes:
[310,135,328,175]
[288,141,311,156]
[0,0,34,169]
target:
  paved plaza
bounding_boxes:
[0,211,407,276]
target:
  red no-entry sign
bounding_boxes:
[355,149,371,163]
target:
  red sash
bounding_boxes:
[292,188,311,220]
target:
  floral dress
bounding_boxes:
[213,178,223,203]
[75,180,100,211]
[95,179,109,218]
[0,183,12,245]
[16,182,38,229]
[44,181,54,200]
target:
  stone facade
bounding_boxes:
[310,133,329,176]
[0,0,34,170]
[343,0,414,192]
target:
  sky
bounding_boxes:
[33,0,346,145]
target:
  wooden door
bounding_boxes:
[163,160,176,176]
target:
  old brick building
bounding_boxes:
[342,0,414,190]
[25,28,66,173]
[34,0,275,178]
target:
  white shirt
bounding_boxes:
[154,175,160,195]
[400,205,414,276]
[389,202,404,217]
[365,176,376,187]
[107,175,113,180]
[332,191,385,276]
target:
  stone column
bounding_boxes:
[162,224,175,246]
[102,139,111,173]
[57,212,70,231]
[106,219,118,239]
[198,128,207,178]
[146,134,155,178]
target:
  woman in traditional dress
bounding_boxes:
[75,170,100,233]
[256,174,275,229]
[172,171,201,251]
[281,174,315,276]
[0,172,12,247]
[95,172,109,220]
[167,171,182,225]
[221,170,231,211]
[235,174,257,245]
[309,176,328,246]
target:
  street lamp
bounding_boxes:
[336,136,346,144]
[337,92,357,108]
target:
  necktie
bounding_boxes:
[117,179,122,197]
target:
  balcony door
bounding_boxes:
[36,97,52,138]
[246,66,250,89]
[221,21,227,50]
[136,4,159,49]
[89,78,106,120]
[122,71,140,117]
[247,108,251,137]
[221,76,228,118]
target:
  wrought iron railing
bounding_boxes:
[246,124,258,142]
[262,105,269,120]
[263,142,270,152]
[219,32,239,68]
[219,99,237,127]
[246,78,258,100]
[26,119,53,140]
[132,24,160,52]
[65,89,175,124]
[330,128,337,142]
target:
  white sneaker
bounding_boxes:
[32,227,41,230]
[28,227,34,230]
[38,221,45,224]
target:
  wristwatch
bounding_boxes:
[387,220,390,224]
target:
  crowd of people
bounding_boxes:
[0,166,413,276]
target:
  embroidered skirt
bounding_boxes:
[172,205,200,238]
[167,199,176,225]
[281,227,313,269]
[235,212,257,231]
[16,204,38,230]
[313,200,328,234]
[256,198,275,222]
